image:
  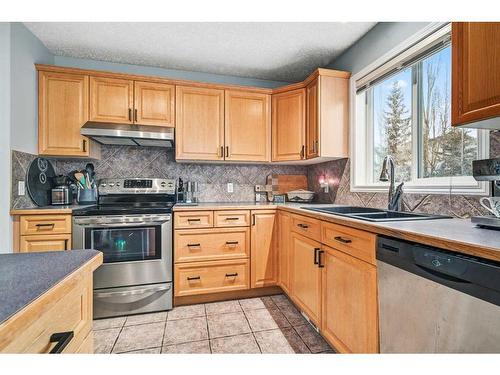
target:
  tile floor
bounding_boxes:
[93,294,335,354]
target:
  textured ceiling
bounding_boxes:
[24,22,376,82]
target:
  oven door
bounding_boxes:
[73,214,172,289]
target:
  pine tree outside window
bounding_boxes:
[351,24,489,195]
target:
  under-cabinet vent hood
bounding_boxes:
[81,122,174,148]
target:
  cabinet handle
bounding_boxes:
[252,214,256,226]
[49,331,74,354]
[134,109,138,122]
[82,139,87,152]
[220,146,224,158]
[334,236,352,244]
[313,247,320,265]
[225,273,238,277]
[225,146,229,158]
[315,140,319,153]
[128,108,132,121]
[226,241,239,245]
[297,223,309,229]
[187,243,201,247]
[300,145,305,159]
[187,276,201,281]
[318,250,325,268]
[187,218,201,222]
[36,223,55,229]
[225,217,239,221]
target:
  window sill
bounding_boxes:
[351,181,489,196]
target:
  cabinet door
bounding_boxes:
[224,90,270,162]
[290,232,321,326]
[306,79,319,159]
[175,86,225,161]
[90,76,134,124]
[20,234,71,252]
[250,210,277,288]
[278,211,291,294]
[271,89,306,161]
[134,81,175,127]
[452,22,500,126]
[38,71,89,156]
[321,246,378,353]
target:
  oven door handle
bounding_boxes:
[75,221,170,227]
[94,284,171,298]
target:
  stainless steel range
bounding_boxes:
[72,178,175,319]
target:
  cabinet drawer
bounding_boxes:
[20,215,71,235]
[175,259,249,297]
[214,210,250,227]
[291,214,321,242]
[174,228,249,263]
[174,211,213,229]
[20,234,71,253]
[321,222,376,265]
[0,272,92,353]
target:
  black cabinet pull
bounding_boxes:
[300,145,305,159]
[134,109,138,122]
[334,236,352,244]
[313,247,320,265]
[36,223,55,228]
[318,250,325,268]
[252,214,256,226]
[187,276,201,281]
[226,241,239,245]
[187,218,201,222]
[225,146,229,158]
[297,223,309,229]
[82,139,87,152]
[225,217,239,221]
[225,273,238,277]
[49,331,74,354]
[128,108,132,121]
[220,146,224,158]
[187,243,201,247]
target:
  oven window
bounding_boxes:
[86,226,161,263]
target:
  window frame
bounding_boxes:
[350,23,490,196]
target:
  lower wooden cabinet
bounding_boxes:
[20,234,71,253]
[289,232,322,326]
[13,214,72,253]
[277,211,292,294]
[321,245,379,353]
[250,210,278,288]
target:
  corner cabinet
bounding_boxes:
[277,211,292,294]
[452,22,500,127]
[250,210,278,288]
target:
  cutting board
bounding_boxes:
[266,174,308,198]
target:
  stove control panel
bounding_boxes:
[98,178,176,195]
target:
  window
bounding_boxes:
[352,24,489,195]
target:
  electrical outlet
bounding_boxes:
[227,182,234,193]
[18,181,25,196]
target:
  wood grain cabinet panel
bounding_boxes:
[175,86,225,161]
[250,210,278,288]
[321,246,379,353]
[452,22,500,126]
[174,211,213,229]
[134,81,175,127]
[271,88,306,161]
[291,214,321,242]
[90,76,134,124]
[224,90,271,162]
[306,78,319,159]
[214,210,250,227]
[20,214,72,236]
[277,211,292,294]
[38,71,91,157]
[19,234,71,253]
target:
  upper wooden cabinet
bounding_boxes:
[38,70,98,157]
[90,76,134,124]
[134,81,175,127]
[452,22,500,127]
[250,210,278,288]
[272,88,306,161]
[175,85,225,161]
[225,90,271,162]
[306,79,319,159]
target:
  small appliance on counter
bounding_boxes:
[51,175,73,205]
[471,157,500,230]
[26,157,56,207]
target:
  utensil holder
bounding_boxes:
[77,187,97,205]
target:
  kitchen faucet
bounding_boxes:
[379,155,404,211]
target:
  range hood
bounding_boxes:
[81,122,174,148]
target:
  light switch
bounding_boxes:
[227,183,234,193]
[18,181,25,196]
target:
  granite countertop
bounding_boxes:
[173,201,280,210]
[0,250,101,325]
[10,204,92,215]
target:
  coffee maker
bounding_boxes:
[471,157,500,229]
[51,175,73,205]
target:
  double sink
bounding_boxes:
[301,206,450,222]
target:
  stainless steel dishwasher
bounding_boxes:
[377,236,500,353]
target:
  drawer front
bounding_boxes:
[174,211,213,229]
[174,228,250,263]
[291,214,321,242]
[214,210,250,227]
[20,215,72,235]
[1,272,92,353]
[20,234,71,252]
[321,222,376,265]
[175,259,249,297]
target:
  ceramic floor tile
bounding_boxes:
[267,308,292,328]
[112,322,165,353]
[164,316,208,345]
[93,316,126,331]
[270,294,293,309]
[167,304,205,320]
[244,308,279,332]
[207,311,251,338]
[205,300,242,315]
[162,340,211,354]
[210,334,261,354]
[94,328,121,354]
[239,297,266,311]
[279,304,308,326]
[125,312,168,326]
[254,329,295,354]
[260,296,278,310]
[121,347,162,354]
[294,324,332,353]
[281,327,311,354]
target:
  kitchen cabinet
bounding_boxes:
[13,214,72,253]
[277,211,291,294]
[289,231,322,326]
[134,81,175,127]
[306,78,319,159]
[90,76,134,124]
[224,90,271,162]
[321,245,378,353]
[38,70,99,157]
[452,22,500,127]
[175,86,225,161]
[20,234,71,253]
[272,88,306,161]
[250,210,278,288]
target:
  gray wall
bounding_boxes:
[0,23,12,253]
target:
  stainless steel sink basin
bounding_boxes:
[301,206,451,222]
